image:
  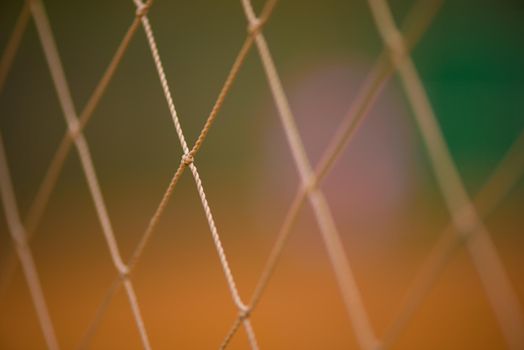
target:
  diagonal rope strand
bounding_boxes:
[76,278,122,350]
[76,37,254,349]
[24,0,153,238]
[366,0,524,348]
[27,1,154,348]
[314,0,443,188]
[0,133,60,350]
[242,0,377,350]
[133,1,256,343]
[382,130,524,348]
[0,0,153,310]
[76,1,279,348]
[0,2,30,97]
[220,1,443,347]
[0,2,32,302]
[239,1,380,349]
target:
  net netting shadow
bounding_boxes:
[0,0,523,349]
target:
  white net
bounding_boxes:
[0,0,523,349]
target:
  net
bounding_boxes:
[0,0,523,349]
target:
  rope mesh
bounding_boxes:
[0,0,523,349]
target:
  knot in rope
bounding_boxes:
[238,307,251,320]
[135,2,150,18]
[247,18,263,36]
[181,153,194,166]
[118,264,130,280]
[385,30,406,57]
[68,120,81,140]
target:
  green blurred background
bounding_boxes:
[0,0,523,349]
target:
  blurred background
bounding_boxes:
[0,0,523,349]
